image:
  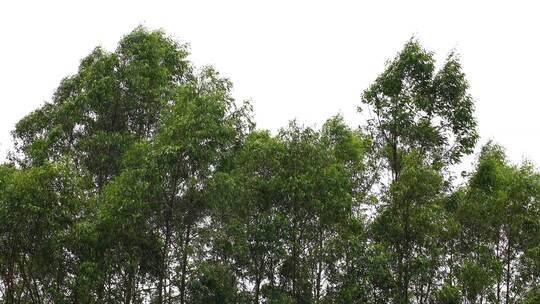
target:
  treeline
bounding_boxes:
[1,27,540,304]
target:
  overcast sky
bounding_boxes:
[1,0,538,169]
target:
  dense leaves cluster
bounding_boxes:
[1,28,539,303]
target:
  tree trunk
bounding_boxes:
[505,240,511,304]
[180,223,192,304]
[315,229,323,302]
[124,266,136,304]
[158,218,171,304]
[496,239,501,304]
[6,254,15,304]
[254,276,261,304]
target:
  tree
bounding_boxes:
[0,161,86,303]
[370,153,446,303]
[207,117,371,303]
[147,68,251,304]
[452,143,540,303]
[12,26,191,188]
[362,38,479,303]
[361,38,478,180]
[206,130,287,303]
[3,27,252,304]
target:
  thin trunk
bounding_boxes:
[157,220,170,304]
[158,217,171,304]
[401,198,411,304]
[505,240,511,304]
[254,276,261,304]
[5,251,15,304]
[19,258,40,304]
[315,229,323,302]
[161,163,180,304]
[29,271,42,304]
[425,268,433,304]
[269,258,276,288]
[156,278,163,304]
[97,269,105,303]
[291,219,299,296]
[180,223,192,304]
[496,239,501,304]
[316,262,322,302]
[124,266,136,304]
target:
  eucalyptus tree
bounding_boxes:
[207,116,371,303]
[369,153,447,303]
[150,68,252,304]
[11,26,191,188]
[4,26,252,304]
[361,38,479,303]
[361,38,478,181]
[315,116,377,303]
[206,130,287,303]
[7,26,193,304]
[452,143,540,303]
[0,162,87,304]
[272,118,371,303]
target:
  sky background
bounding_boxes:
[1,0,538,171]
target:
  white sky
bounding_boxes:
[1,0,539,169]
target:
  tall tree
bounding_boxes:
[361,38,479,303]
[12,26,191,188]
[0,162,87,303]
[208,117,371,303]
[452,143,540,303]
[361,38,478,180]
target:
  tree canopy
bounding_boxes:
[1,27,539,304]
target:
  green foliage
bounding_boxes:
[12,26,191,187]
[2,28,540,304]
[188,262,240,304]
[362,38,478,176]
[434,284,460,304]
[522,286,540,304]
